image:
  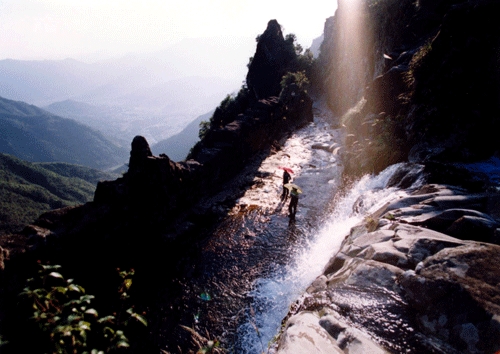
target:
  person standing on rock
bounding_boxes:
[288,187,299,219]
[281,169,292,200]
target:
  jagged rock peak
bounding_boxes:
[129,135,153,172]
[261,19,284,40]
[246,19,296,100]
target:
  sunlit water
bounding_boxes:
[156,104,429,353]
[235,164,412,353]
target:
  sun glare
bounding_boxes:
[330,0,373,116]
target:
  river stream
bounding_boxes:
[156,104,423,353]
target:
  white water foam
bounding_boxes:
[236,163,410,354]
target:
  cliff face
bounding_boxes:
[316,0,500,176]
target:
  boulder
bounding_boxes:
[276,311,389,354]
[399,243,500,353]
[276,184,500,353]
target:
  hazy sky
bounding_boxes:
[0,0,338,62]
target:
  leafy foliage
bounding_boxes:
[209,86,251,129]
[279,70,311,105]
[280,71,310,93]
[198,120,211,140]
[191,85,252,157]
[16,263,146,354]
[285,33,303,55]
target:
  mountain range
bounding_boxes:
[0,38,250,146]
[0,96,128,170]
[150,110,211,161]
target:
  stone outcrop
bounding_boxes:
[274,167,500,354]
[316,0,500,176]
[246,20,297,100]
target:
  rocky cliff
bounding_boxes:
[316,0,500,176]
[274,165,500,354]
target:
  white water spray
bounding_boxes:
[237,163,409,354]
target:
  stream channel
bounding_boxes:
[155,103,423,353]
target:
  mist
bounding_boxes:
[0,0,337,152]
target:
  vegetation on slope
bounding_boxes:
[0,96,128,170]
[190,30,314,159]
[0,153,117,235]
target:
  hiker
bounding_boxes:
[288,187,299,218]
[281,170,292,200]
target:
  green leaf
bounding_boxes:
[68,284,81,293]
[116,340,130,348]
[63,299,81,308]
[67,314,82,323]
[98,316,115,324]
[80,295,95,303]
[102,326,115,336]
[53,286,68,295]
[48,272,64,279]
[124,278,132,290]
[78,321,91,331]
[84,309,98,318]
[42,265,62,271]
[130,312,148,327]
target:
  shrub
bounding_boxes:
[280,71,310,93]
[16,263,147,354]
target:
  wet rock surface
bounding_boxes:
[274,172,500,354]
[154,106,343,352]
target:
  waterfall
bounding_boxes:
[235,163,416,354]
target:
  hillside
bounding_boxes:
[0,96,128,170]
[0,153,118,236]
[0,47,245,146]
[151,110,212,161]
[43,74,236,146]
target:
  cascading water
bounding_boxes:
[235,163,419,354]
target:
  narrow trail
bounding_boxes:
[156,103,345,353]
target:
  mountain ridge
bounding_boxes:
[0,96,128,170]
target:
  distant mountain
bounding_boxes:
[43,74,238,146]
[43,99,130,147]
[151,110,212,161]
[0,96,128,170]
[0,153,117,236]
[0,58,113,106]
[0,43,245,145]
[310,34,324,58]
